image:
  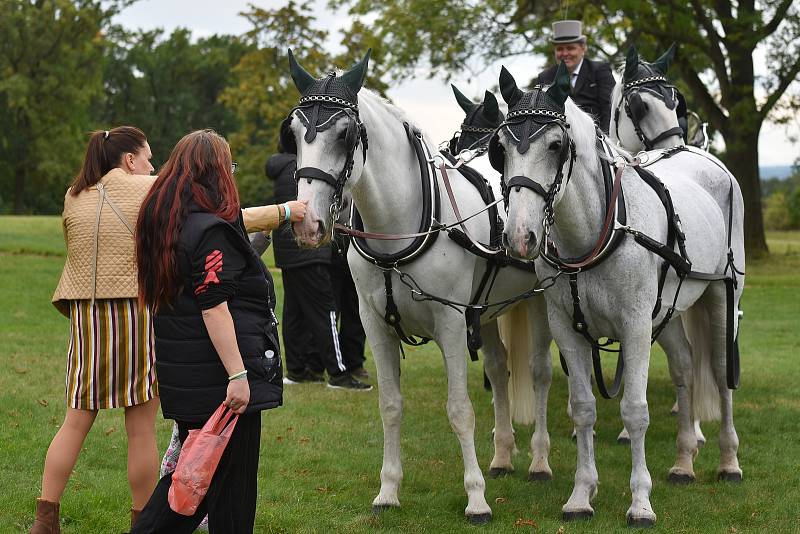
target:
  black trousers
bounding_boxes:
[281,264,346,377]
[330,254,366,370]
[131,412,262,534]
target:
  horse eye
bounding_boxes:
[548,140,562,151]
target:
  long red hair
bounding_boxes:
[136,129,240,310]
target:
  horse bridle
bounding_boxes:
[614,75,684,150]
[491,108,577,227]
[280,95,368,223]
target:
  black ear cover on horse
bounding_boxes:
[279,114,297,154]
[545,61,571,106]
[652,43,676,75]
[624,46,639,83]
[499,66,523,109]
[340,49,372,94]
[482,90,501,124]
[287,49,315,94]
[452,84,476,114]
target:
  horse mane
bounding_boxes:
[357,88,433,142]
[564,99,610,166]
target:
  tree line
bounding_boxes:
[0,0,382,215]
[1,0,798,256]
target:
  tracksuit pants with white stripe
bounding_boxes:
[281,264,347,378]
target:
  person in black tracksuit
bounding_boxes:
[330,230,367,377]
[266,150,370,390]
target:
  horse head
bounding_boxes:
[281,49,371,247]
[492,62,579,260]
[449,85,504,157]
[611,44,686,151]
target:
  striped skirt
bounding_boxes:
[65,299,158,409]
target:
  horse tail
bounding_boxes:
[682,304,721,422]
[499,304,536,426]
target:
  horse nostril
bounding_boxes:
[317,220,325,237]
[527,231,538,252]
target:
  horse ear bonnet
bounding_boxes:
[489,63,570,172]
[623,45,678,111]
[283,49,370,152]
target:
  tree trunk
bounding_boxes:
[722,124,768,257]
[722,35,769,257]
[13,161,25,215]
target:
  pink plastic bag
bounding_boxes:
[168,404,238,515]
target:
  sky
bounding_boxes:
[114,0,799,169]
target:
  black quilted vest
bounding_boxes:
[154,208,283,422]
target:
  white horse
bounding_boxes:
[609,45,723,447]
[284,51,553,523]
[496,64,744,526]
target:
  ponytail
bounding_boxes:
[70,126,147,196]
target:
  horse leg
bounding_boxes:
[620,331,657,527]
[658,319,698,484]
[439,327,492,524]
[526,296,553,481]
[481,321,515,478]
[561,343,598,521]
[704,286,742,482]
[369,326,404,512]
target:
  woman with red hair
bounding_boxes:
[132,129,299,533]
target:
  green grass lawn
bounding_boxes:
[1,217,799,533]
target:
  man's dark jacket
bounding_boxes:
[265,153,331,269]
[537,58,614,133]
[154,209,283,422]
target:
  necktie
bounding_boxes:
[571,72,578,88]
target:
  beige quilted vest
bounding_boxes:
[52,168,155,316]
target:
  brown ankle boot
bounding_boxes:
[130,508,142,528]
[30,498,60,534]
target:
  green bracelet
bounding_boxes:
[228,370,248,381]
[283,203,291,222]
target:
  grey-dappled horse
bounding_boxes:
[610,45,724,447]
[494,63,745,526]
[283,51,554,523]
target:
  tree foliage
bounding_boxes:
[334,0,800,254]
[221,0,388,207]
[0,0,129,213]
[98,27,251,168]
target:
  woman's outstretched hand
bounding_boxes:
[285,200,307,223]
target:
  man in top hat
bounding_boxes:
[536,20,615,133]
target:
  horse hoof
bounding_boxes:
[488,467,512,478]
[617,436,631,445]
[627,516,656,528]
[718,471,743,483]
[668,472,695,485]
[527,471,552,482]
[467,512,492,525]
[372,504,398,514]
[562,510,593,521]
